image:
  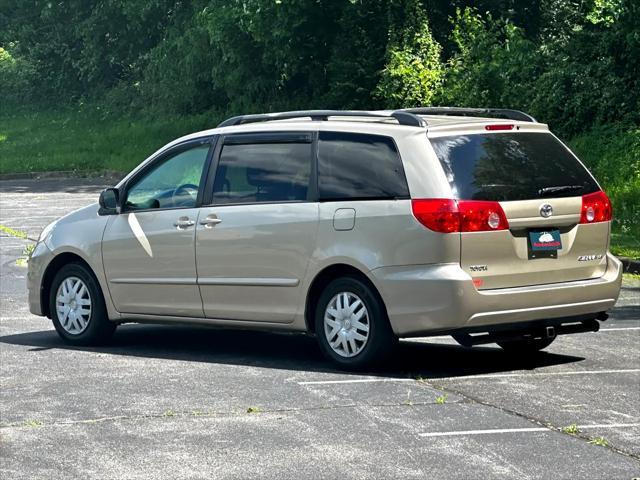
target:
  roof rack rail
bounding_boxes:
[217,110,426,128]
[401,107,536,123]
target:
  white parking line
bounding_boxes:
[600,327,640,332]
[298,369,640,386]
[418,422,640,438]
[299,378,415,385]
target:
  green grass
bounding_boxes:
[610,231,640,260]
[570,124,640,258]
[0,109,218,175]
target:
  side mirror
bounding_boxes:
[98,188,120,215]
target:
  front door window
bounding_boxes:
[126,144,210,210]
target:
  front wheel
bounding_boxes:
[314,276,396,370]
[49,263,116,345]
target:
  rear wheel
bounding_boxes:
[497,336,555,353]
[49,263,116,345]
[314,276,396,369]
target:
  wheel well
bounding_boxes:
[40,253,95,318]
[304,263,387,334]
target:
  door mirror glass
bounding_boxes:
[99,188,120,215]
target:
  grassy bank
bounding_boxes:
[0,109,217,175]
[1,110,638,258]
[570,124,640,258]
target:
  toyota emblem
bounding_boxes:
[539,203,553,218]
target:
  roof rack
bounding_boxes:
[217,110,427,128]
[401,107,536,123]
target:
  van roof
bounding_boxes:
[162,108,548,153]
[216,107,536,128]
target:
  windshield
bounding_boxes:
[430,132,599,201]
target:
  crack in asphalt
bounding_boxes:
[4,374,637,464]
[424,378,640,463]
[0,396,473,430]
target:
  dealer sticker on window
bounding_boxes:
[529,229,562,251]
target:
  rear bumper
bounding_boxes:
[370,253,623,337]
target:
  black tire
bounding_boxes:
[49,262,116,345]
[314,276,396,370]
[497,336,555,353]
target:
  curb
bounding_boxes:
[0,170,125,182]
[619,257,640,275]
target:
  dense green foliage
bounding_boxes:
[0,0,638,251]
[570,124,640,243]
[2,0,638,136]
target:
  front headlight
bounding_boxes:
[38,220,57,244]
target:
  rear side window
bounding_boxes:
[212,142,311,204]
[430,132,599,201]
[318,132,409,201]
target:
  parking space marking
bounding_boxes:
[299,378,415,385]
[600,327,640,332]
[418,422,640,438]
[298,369,640,385]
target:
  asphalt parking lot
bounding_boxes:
[1,178,639,479]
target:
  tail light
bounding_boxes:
[458,200,509,232]
[411,199,509,233]
[411,199,459,233]
[580,191,612,223]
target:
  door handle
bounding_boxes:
[200,215,222,228]
[174,216,195,229]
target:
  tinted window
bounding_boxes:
[212,142,311,204]
[126,144,209,210]
[430,132,599,201]
[318,132,409,200]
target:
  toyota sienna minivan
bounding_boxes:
[28,108,623,368]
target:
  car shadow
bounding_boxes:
[0,323,584,379]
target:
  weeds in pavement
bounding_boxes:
[24,420,43,427]
[435,394,448,405]
[562,424,580,435]
[589,436,610,447]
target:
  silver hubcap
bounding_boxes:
[324,292,370,358]
[55,276,91,335]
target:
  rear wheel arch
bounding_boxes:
[41,253,102,318]
[304,263,390,334]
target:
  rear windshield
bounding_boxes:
[430,132,599,201]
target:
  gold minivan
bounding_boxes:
[27,108,622,368]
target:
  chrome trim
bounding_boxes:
[507,214,579,228]
[110,278,197,285]
[197,277,299,287]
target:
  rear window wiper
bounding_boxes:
[538,185,583,197]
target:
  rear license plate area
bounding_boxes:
[528,229,561,259]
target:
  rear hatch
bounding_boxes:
[429,128,611,289]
